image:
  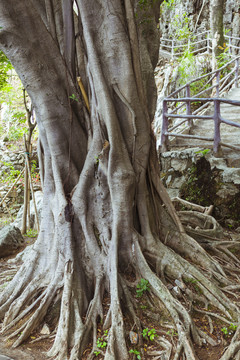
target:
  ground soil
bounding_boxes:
[0,231,239,360]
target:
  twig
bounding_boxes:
[77,76,90,113]
[0,169,24,208]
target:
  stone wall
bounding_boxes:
[160,148,240,227]
[0,150,25,216]
[0,146,40,217]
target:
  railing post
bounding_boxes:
[228,36,231,56]
[216,71,220,97]
[171,40,174,60]
[207,31,210,53]
[161,100,169,152]
[186,84,193,130]
[235,57,239,88]
[213,99,221,156]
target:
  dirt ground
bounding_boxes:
[0,231,239,360]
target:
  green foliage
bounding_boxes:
[221,327,228,335]
[129,349,141,359]
[0,217,12,228]
[95,329,108,355]
[166,329,178,336]
[178,50,197,86]
[26,229,38,238]
[142,327,157,341]
[172,13,192,41]
[69,93,79,102]
[195,149,210,157]
[136,278,150,298]
[96,338,107,348]
[0,62,29,142]
[93,350,100,356]
[162,0,175,8]
[8,125,27,141]
[0,51,13,91]
[0,162,21,184]
[221,324,237,336]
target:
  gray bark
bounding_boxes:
[210,0,224,68]
[0,1,239,360]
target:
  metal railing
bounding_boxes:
[160,31,240,59]
[160,56,240,154]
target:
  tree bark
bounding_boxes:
[0,1,240,360]
[210,0,224,69]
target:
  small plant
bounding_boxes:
[0,162,21,185]
[94,350,101,357]
[142,327,157,341]
[221,327,229,335]
[221,323,237,336]
[129,349,141,359]
[136,278,150,298]
[26,229,38,237]
[103,329,108,337]
[167,329,178,336]
[229,323,237,332]
[69,93,79,102]
[162,0,175,8]
[95,155,99,164]
[96,338,107,348]
[96,329,108,352]
[195,149,210,157]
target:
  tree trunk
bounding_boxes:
[210,0,224,69]
[0,1,240,360]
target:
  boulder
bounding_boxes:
[0,225,24,258]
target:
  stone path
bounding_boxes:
[173,87,240,167]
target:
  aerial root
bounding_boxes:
[120,276,142,336]
[148,337,172,360]
[103,290,128,359]
[2,274,45,330]
[3,290,46,334]
[134,239,201,350]
[0,265,61,347]
[152,240,238,319]
[133,235,240,360]
[47,261,74,360]
[53,273,104,360]
[12,279,59,347]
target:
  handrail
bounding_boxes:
[160,57,240,155]
[168,56,240,98]
[160,30,240,59]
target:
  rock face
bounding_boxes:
[0,225,24,258]
[0,144,41,217]
[160,148,240,227]
[159,0,240,43]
